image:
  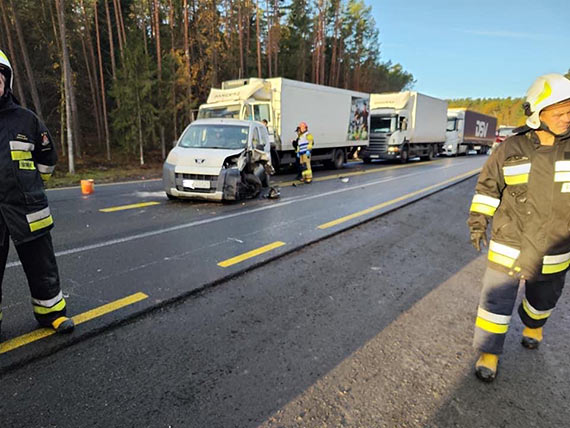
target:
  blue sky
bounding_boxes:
[369,0,569,99]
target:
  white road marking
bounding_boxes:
[6,162,479,269]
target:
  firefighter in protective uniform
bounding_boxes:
[295,122,313,183]
[0,50,74,341]
[468,73,570,382]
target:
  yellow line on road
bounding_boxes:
[278,160,445,187]
[0,292,148,354]
[218,241,286,268]
[100,201,161,212]
[317,168,481,230]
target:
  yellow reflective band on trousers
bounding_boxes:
[19,160,36,170]
[504,174,529,185]
[29,215,53,232]
[476,317,509,334]
[542,252,570,274]
[470,203,496,216]
[11,151,33,161]
[41,173,52,181]
[522,298,551,320]
[488,250,515,268]
[542,260,570,274]
[33,298,66,315]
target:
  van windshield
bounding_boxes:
[370,116,395,133]
[197,104,241,119]
[178,125,249,150]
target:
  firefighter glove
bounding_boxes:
[470,229,488,252]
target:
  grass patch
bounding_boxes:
[47,162,163,189]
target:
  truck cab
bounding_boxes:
[197,79,276,145]
[367,110,409,161]
[163,119,272,201]
[443,112,466,156]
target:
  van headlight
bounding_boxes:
[447,144,453,149]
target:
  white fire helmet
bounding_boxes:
[0,50,13,92]
[525,73,570,129]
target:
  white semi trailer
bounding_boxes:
[360,91,448,163]
[197,77,370,170]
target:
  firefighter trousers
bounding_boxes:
[473,267,566,354]
[0,223,66,327]
[299,153,312,183]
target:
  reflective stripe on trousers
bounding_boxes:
[474,267,566,354]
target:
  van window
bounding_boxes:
[253,104,271,122]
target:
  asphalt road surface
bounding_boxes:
[6,156,566,427]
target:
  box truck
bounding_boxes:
[360,91,447,163]
[197,77,370,170]
[443,108,497,156]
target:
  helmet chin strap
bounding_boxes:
[538,121,570,138]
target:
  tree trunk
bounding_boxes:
[94,0,111,160]
[55,0,75,173]
[112,0,124,61]
[80,30,102,144]
[104,0,117,81]
[80,0,105,149]
[153,0,166,159]
[238,1,244,78]
[255,0,261,77]
[168,0,177,138]
[266,0,272,78]
[0,0,25,106]
[9,0,43,117]
[183,0,192,122]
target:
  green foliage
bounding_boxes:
[448,97,526,127]
[109,39,158,155]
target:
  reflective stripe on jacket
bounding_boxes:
[296,132,314,156]
[468,128,570,280]
[0,93,57,244]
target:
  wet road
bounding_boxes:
[0,156,485,370]
[2,172,569,427]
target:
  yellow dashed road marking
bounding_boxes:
[218,241,286,268]
[100,201,161,212]
[0,292,149,354]
[318,168,481,229]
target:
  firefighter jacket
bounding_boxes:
[468,128,570,280]
[0,93,57,245]
[296,132,314,156]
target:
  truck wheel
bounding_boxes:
[399,147,409,164]
[270,149,281,173]
[332,148,345,169]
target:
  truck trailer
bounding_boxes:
[443,108,497,156]
[197,77,370,170]
[360,91,448,163]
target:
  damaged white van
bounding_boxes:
[163,119,273,201]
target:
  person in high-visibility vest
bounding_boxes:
[468,73,570,382]
[295,122,313,183]
[0,50,74,341]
